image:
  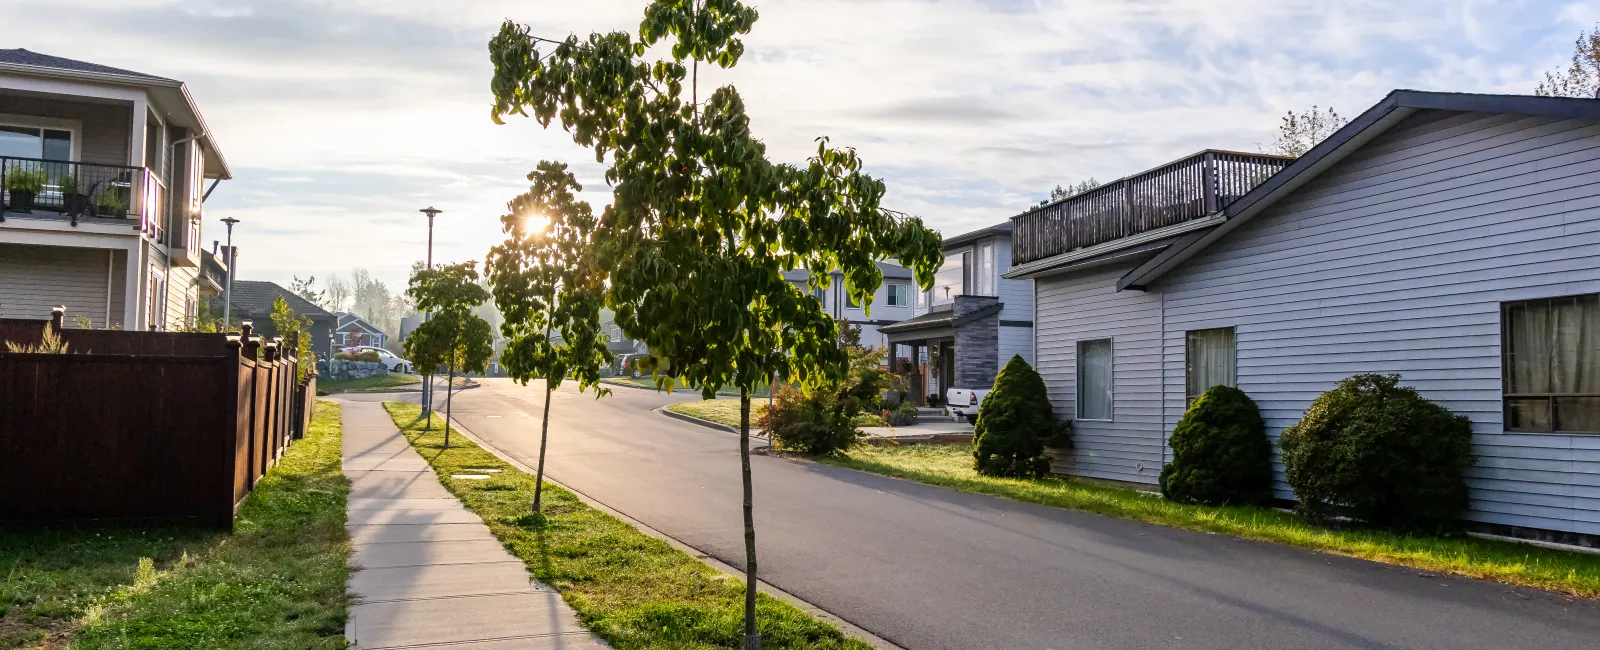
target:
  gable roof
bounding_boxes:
[228,281,335,320]
[1117,90,1600,290]
[942,222,1012,249]
[336,312,387,335]
[0,49,176,83]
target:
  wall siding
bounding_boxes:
[1035,262,1166,485]
[0,244,114,327]
[0,95,131,165]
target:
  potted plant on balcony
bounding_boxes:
[95,188,129,218]
[4,167,46,213]
[57,173,89,216]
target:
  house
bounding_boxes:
[334,311,388,350]
[225,280,336,358]
[784,261,919,349]
[880,223,1033,405]
[0,49,231,330]
[1009,90,1600,542]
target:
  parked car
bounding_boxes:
[946,387,990,424]
[342,345,412,374]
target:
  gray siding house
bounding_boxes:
[883,223,1034,404]
[1009,90,1600,541]
[785,261,918,349]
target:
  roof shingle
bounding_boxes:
[0,49,175,83]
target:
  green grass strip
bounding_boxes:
[664,400,765,428]
[65,401,353,649]
[381,402,868,650]
[825,444,1600,599]
[317,373,422,394]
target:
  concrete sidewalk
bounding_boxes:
[340,399,607,649]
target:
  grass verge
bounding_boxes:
[603,377,771,398]
[0,401,352,649]
[381,402,868,650]
[665,400,883,430]
[318,373,422,394]
[826,444,1600,599]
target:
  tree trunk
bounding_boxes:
[424,374,433,431]
[443,370,456,449]
[533,379,553,512]
[740,388,760,649]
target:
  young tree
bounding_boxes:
[268,296,316,382]
[406,262,494,448]
[487,161,614,513]
[324,273,351,313]
[1264,105,1348,157]
[488,3,943,645]
[1536,23,1600,98]
[1036,178,1101,207]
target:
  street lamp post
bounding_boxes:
[221,217,239,330]
[419,207,441,417]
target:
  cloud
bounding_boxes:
[0,0,1587,291]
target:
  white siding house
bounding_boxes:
[1011,91,1600,542]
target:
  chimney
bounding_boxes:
[212,240,219,255]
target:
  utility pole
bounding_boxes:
[221,217,239,330]
[419,207,441,417]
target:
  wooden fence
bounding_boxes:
[0,311,316,527]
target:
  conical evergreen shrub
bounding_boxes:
[1159,385,1272,506]
[973,355,1069,478]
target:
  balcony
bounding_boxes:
[0,155,169,243]
[1010,150,1293,266]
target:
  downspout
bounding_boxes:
[1159,284,1167,467]
[105,250,113,327]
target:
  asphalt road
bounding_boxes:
[348,379,1600,650]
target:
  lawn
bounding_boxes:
[382,402,869,650]
[665,399,768,428]
[826,444,1600,599]
[0,401,352,649]
[317,372,422,394]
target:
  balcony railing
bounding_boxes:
[1011,150,1293,266]
[0,155,167,242]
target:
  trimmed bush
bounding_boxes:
[761,384,863,455]
[973,355,1069,478]
[1159,385,1272,506]
[1279,373,1474,530]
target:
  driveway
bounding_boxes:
[369,378,1600,650]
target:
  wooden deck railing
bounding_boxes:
[1011,150,1292,266]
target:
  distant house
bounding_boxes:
[0,49,232,330]
[1009,90,1600,541]
[880,223,1033,405]
[784,261,918,349]
[225,280,335,358]
[334,311,387,350]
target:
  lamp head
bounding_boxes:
[419,206,442,219]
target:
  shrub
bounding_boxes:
[1279,373,1474,530]
[885,401,919,426]
[973,355,1069,478]
[1159,385,1272,506]
[761,384,862,455]
[336,349,382,363]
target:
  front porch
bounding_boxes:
[882,296,1003,406]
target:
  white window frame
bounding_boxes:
[1185,327,1237,405]
[0,114,83,161]
[976,242,995,296]
[1076,338,1114,421]
[886,283,908,307]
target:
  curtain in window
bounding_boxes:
[1505,295,1599,432]
[1187,328,1236,401]
[1078,339,1113,420]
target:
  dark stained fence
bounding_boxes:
[1011,149,1294,266]
[0,315,317,527]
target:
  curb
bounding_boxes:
[657,406,740,434]
[433,412,902,650]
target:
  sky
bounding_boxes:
[4,0,1595,293]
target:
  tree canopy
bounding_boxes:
[405,262,494,379]
[1264,105,1347,158]
[1536,23,1600,98]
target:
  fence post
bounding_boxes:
[50,305,65,335]
[1202,151,1219,214]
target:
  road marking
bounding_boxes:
[484,415,502,418]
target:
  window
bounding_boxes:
[846,291,862,309]
[184,296,197,328]
[0,125,71,160]
[146,269,166,330]
[1077,339,1113,420]
[931,251,968,305]
[1502,294,1599,433]
[975,242,995,296]
[1186,328,1236,404]
[811,284,826,303]
[886,283,909,307]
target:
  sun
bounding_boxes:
[521,211,551,235]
